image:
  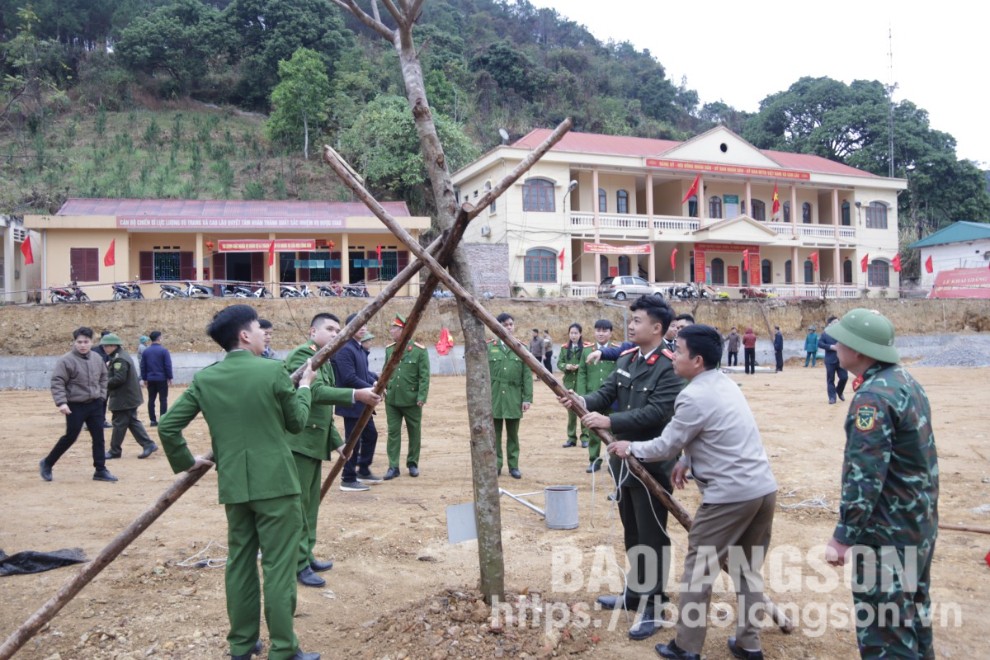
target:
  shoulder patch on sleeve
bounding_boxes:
[855,405,878,431]
[619,347,638,357]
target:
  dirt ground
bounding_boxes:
[2,362,989,659]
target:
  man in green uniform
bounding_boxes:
[101,333,157,459]
[158,305,321,660]
[489,312,532,479]
[384,314,431,480]
[285,313,381,589]
[577,319,619,472]
[560,294,683,641]
[824,309,938,660]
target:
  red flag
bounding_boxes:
[435,327,454,356]
[557,248,565,269]
[19,235,34,265]
[809,251,819,272]
[925,255,933,273]
[860,253,869,273]
[892,253,901,273]
[376,244,383,266]
[670,247,678,271]
[103,239,116,267]
[742,249,749,266]
[772,183,780,216]
[681,174,700,204]
[268,240,275,267]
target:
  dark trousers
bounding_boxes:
[615,465,674,610]
[341,415,378,482]
[727,350,738,366]
[775,350,784,371]
[108,407,155,455]
[543,352,552,372]
[825,360,848,402]
[45,399,106,471]
[744,347,756,374]
[147,380,169,422]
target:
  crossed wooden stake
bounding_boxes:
[0,119,796,659]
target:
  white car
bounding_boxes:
[597,276,664,301]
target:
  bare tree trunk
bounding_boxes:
[303,112,309,160]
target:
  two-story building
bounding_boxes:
[452,126,906,298]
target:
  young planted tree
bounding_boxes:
[268,47,331,160]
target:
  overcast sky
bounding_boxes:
[527,0,986,166]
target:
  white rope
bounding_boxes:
[176,540,228,568]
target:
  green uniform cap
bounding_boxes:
[100,333,123,346]
[392,314,406,328]
[826,308,899,364]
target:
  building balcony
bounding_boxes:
[567,281,864,300]
[570,213,856,244]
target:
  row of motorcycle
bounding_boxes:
[50,281,370,302]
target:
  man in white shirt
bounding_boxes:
[609,324,777,660]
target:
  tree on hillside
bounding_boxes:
[0,6,69,132]
[267,47,331,160]
[115,0,232,96]
[338,94,479,215]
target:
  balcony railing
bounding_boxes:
[572,213,855,241]
[567,281,863,300]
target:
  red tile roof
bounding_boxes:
[512,129,879,179]
[57,198,413,218]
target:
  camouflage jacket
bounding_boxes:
[833,363,939,549]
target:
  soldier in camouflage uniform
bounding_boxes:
[824,308,938,660]
[384,314,431,479]
[577,319,619,472]
[488,312,532,479]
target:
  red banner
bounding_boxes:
[218,239,316,252]
[929,268,990,299]
[645,158,810,180]
[583,242,652,254]
[695,242,760,253]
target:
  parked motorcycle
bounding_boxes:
[160,281,213,299]
[318,283,343,297]
[279,283,313,298]
[232,282,273,298]
[343,281,369,297]
[50,282,89,303]
[111,282,144,300]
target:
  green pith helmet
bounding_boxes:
[826,308,899,364]
[100,333,123,346]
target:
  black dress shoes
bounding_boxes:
[39,459,52,482]
[289,651,320,660]
[655,639,700,659]
[728,636,764,659]
[509,468,522,479]
[139,443,158,459]
[230,639,262,659]
[105,452,122,460]
[408,465,419,477]
[93,469,118,482]
[837,393,845,401]
[596,594,632,610]
[562,441,576,447]
[310,558,334,572]
[384,466,401,480]
[628,607,658,640]
[297,566,326,588]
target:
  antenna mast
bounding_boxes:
[887,26,896,178]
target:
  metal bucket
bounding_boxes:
[544,485,579,530]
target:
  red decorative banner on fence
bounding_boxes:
[583,242,653,254]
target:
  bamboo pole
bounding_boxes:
[939,523,990,535]
[0,461,215,660]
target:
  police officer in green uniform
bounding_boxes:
[824,309,938,660]
[158,305,321,660]
[489,312,533,479]
[285,313,381,589]
[577,319,619,472]
[384,313,431,479]
[101,333,158,459]
[557,322,590,449]
[561,294,683,641]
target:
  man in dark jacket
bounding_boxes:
[101,333,157,460]
[140,330,173,426]
[773,326,784,372]
[332,313,382,491]
[819,316,849,404]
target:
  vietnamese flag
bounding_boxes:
[809,251,819,272]
[557,248,565,269]
[103,239,116,267]
[670,247,678,271]
[860,253,869,273]
[772,183,780,216]
[925,255,933,273]
[268,240,275,267]
[681,174,700,204]
[892,253,901,273]
[20,235,34,265]
[376,244,383,266]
